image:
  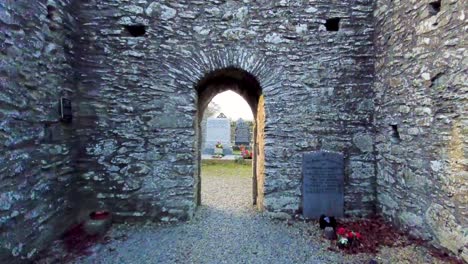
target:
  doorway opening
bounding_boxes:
[195,67,265,209]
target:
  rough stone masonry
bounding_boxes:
[0,0,466,262]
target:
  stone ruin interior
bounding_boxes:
[0,0,466,262]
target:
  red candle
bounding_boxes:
[90,211,111,220]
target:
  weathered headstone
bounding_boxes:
[235,118,251,146]
[302,151,344,218]
[203,113,233,155]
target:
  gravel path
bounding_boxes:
[74,170,447,264]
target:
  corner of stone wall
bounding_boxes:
[373,0,467,261]
[0,0,82,261]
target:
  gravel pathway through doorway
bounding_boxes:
[74,167,448,264]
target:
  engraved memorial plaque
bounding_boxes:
[203,113,233,155]
[235,118,251,146]
[302,151,344,218]
[206,118,231,144]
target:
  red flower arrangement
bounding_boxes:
[239,145,253,159]
[336,227,363,249]
[329,218,435,255]
[355,232,362,240]
[337,227,347,236]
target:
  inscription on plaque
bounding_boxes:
[302,151,344,218]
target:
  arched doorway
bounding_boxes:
[195,67,264,208]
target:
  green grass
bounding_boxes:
[201,160,252,177]
[232,150,241,155]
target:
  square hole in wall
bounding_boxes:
[125,25,147,37]
[46,5,56,20]
[429,1,441,16]
[325,18,341,31]
[390,125,401,143]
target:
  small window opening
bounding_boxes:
[429,1,441,16]
[430,72,444,87]
[125,25,147,37]
[46,5,56,20]
[390,125,401,143]
[385,34,392,43]
[325,18,341,31]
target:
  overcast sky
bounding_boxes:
[211,90,254,121]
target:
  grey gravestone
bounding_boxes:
[235,118,251,146]
[302,151,344,218]
[203,113,233,155]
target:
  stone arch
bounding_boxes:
[195,67,263,206]
[196,67,262,119]
[162,47,282,93]
[162,47,281,211]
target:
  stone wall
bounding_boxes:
[2,0,465,262]
[0,0,79,262]
[1,0,380,261]
[256,95,266,210]
[72,0,376,223]
[374,0,467,261]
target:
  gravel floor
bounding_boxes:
[73,168,449,264]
